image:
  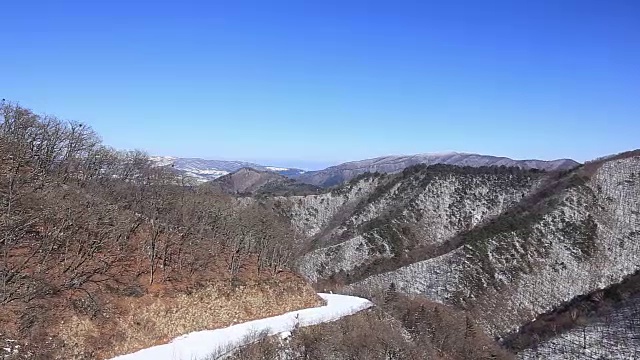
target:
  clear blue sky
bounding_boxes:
[2,0,639,169]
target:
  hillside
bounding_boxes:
[343,153,640,336]
[505,270,640,359]
[294,152,579,187]
[264,150,640,356]
[0,103,323,359]
[226,291,514,360]
[271,165,546,282]
[207,167,322,196]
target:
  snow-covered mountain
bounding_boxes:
[149,156,306,183]
[294,152,579,187]
[153,152,579,187]
[269,149,640,357]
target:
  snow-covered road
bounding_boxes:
[109,293,372,360]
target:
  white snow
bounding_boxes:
[109,293,372,360]
[266,166,290,172]
[149,156,177,167]
[190,169,229,176]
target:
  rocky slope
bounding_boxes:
[282,165,545,281]
[517,295,640,359]
[271,174,384,239]
[295,152,578,187]
[505,270,640,359]
[265,150,639,355]
[345,153,640,338]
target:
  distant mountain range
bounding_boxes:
[149,156,306,183]
[152,152,579,187]
[294,152,580,187]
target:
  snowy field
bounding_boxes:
[109,293,372,360]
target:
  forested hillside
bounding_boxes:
[0,102,321,359]
[268,149,640,358]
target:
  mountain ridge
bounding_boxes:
[150,156,306,183]
[153,153,579,187]
[294,152,579,187]
[260,149,639,357]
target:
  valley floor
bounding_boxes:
[108,293,372,360]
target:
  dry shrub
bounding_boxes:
[53,279,322,359]
[227,299,514,360]
[384,294,514,359]
[226,310,435,360]
[209,328,276,360]
[343,286,513,359]
[57,316,100,359]
[1,102,315,359]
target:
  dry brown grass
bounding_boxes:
[57,316,100,359]
[53,279,322,360]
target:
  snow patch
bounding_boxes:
[149,156,177,167]
[266,166,290,172]
[109,293,372,360]
[190,169,229,176]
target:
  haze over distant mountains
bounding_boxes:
[153,152,579,187]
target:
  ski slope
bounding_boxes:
[109,293,372,360]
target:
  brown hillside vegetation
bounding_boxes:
[226,290,514,360]
[0,102,321,359]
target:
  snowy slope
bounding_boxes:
[109,293,372,360]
